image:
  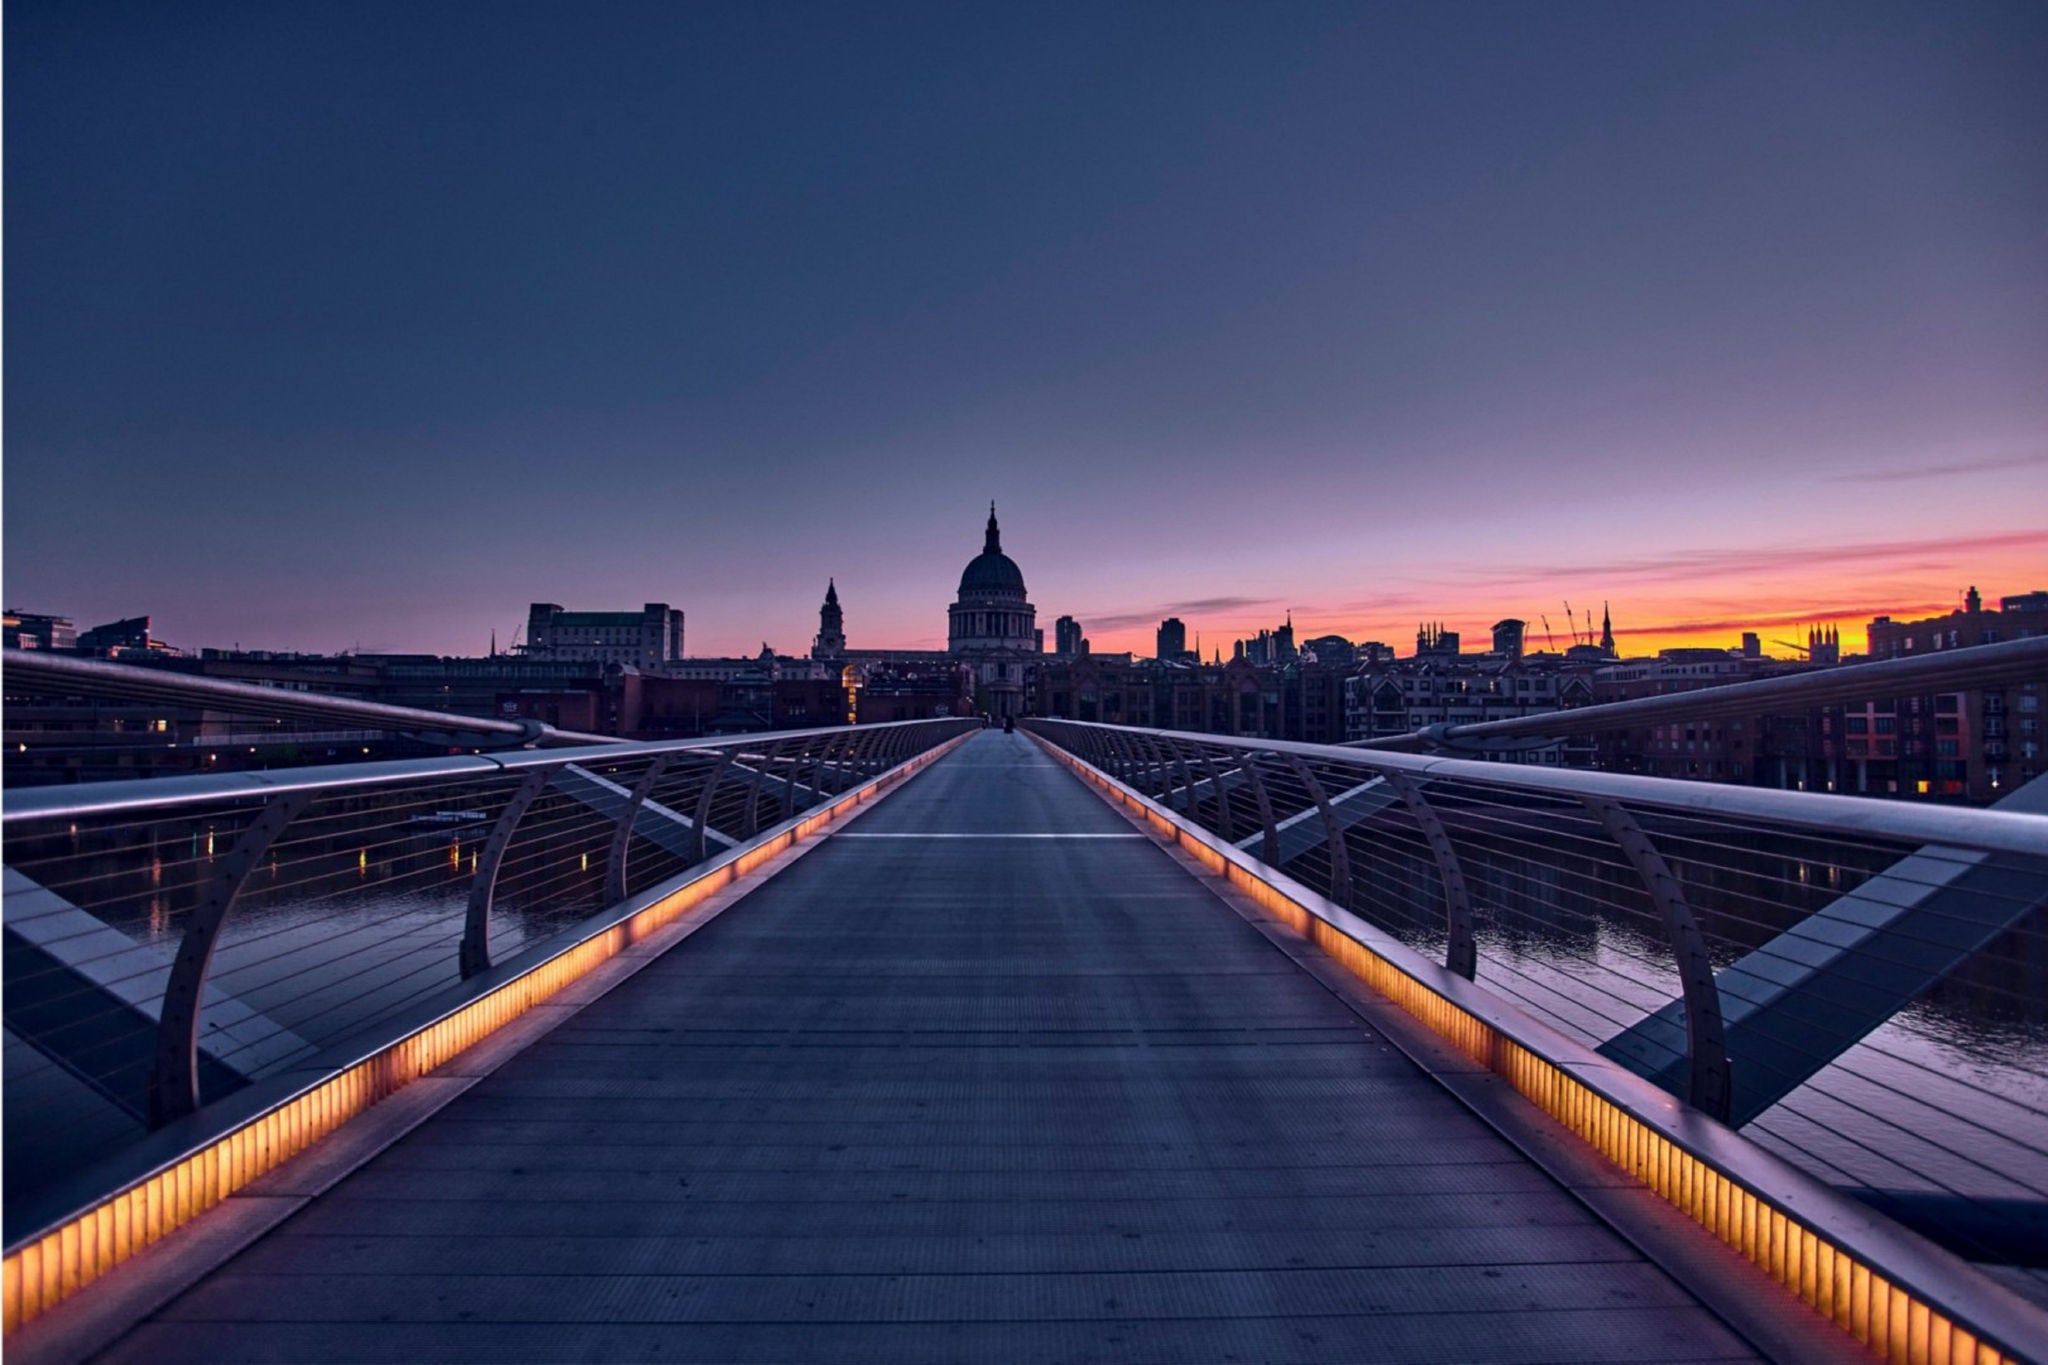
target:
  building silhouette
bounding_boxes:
[1156,617,1188,662]
[812,580,845,660]
[1055,615,1086,658]
[525,602,684,668]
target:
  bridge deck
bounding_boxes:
[97,732,1761,1363]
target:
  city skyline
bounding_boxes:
[7,3,2046,661]
[13,511,2040,665]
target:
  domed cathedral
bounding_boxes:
[948,503,1040,719]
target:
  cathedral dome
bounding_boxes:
[957,505,1026,597]
[958,550,1025,596]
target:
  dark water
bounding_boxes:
[1329,818,2048,1217]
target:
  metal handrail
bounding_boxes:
[1352,633,2048,751]
[2,651,619,748]
[0,719,953,824]
[1028,720,2048,860]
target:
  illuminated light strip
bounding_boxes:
[1027,732,2046,1365]
[0,728,975,1336]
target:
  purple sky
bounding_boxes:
[7,2,2045,659]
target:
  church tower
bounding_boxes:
[812,579,845,660]
[1599,602,1616,658]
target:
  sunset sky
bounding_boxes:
[7,2,2044,661]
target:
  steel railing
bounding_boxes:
[1349,633,2048,751]
[2,651,620,748]
[2,718,976,1247]
[1024,718,2048,1277]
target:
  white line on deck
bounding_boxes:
[831,832,1149,839]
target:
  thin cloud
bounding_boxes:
[1076,595,1281,633]
[1831,454,2048,484]
[1448,529,2048,591]
[1611,602,1956,638]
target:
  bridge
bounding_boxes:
[4,645,2048,1363]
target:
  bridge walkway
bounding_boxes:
[94,731,1765,1363]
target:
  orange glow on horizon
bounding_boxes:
[1077,579,2027,663]
[1085,610,1946,663]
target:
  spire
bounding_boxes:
[1599,602,1615,654]
[824,578,838,605]
[984,501,1001,554]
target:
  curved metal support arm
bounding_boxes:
[1103,731,1132,786]
[1385,772,1478,980]
[773,738,801,823]
[1162,737,1199,819]
[1133,732,1167,802]
[605,754,675,907]
[1195,744,1237,844]
[461,768,549,980]
[689,749,736,863]
[1283,754,1352,906]
[743,742,776,837]
[1584,795,1732,1122]
[152,791,314,1126]
[1240,753,1283,867]
[801,737,832,808]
